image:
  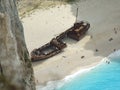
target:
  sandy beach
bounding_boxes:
[22,0,120,86]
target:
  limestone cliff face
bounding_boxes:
[0,0,35,90]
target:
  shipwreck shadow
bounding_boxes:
[69,0,120,59]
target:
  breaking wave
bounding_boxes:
[36,50,120,90]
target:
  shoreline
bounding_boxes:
[64,61,101,81]
[36,60,102,90]
[64,49,120,81]
[36,49,120,90]
[22,0,120,87]
[35,56,107,90]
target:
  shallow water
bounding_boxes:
[56,56,120,90]
[36,50,120,90]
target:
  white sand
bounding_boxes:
[22,0,120,86]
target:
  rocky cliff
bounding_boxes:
[0,0,35,90]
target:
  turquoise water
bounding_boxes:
[56,56,120,90]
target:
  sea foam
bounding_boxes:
[36,50,120,90]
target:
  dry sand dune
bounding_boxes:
[22,0,120,86]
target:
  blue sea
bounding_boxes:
[37,50,120,90]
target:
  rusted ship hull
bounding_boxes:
[67,22,90,41]
[31,43,62,61]
[31,39,67,61]
[31,21,90,62]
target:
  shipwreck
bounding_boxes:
[31,21,90,62]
